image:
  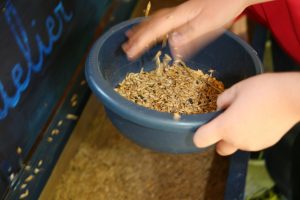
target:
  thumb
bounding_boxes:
[217,85,238,110]
[216,140,238,156]
[193,117,223,148]
[194,86,238,148]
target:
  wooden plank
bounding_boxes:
[44,95,230,200]
[39,1,138,199]
[39,96,103,200]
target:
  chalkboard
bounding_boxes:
[0,0,137,199]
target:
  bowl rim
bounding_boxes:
[85,17,263,130]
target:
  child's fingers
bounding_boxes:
[216,140,238,156]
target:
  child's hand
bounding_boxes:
[122,0,265,60]
[194,73,300,156]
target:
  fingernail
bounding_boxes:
[170,32,184,44]
[122,43,134,59]
[124,46,137,60]
[122,43,128,51]
[193,132,202,147]
[125,29,133,37]
[127,46,136,57]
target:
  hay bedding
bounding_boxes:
[53,54,228,199]
[115,52,224,115]
[53,116,229,200]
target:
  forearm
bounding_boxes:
[194,72,300,154]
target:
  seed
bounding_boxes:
[66,114,78,120]
[25,165,31,171]
[34,168,40,174]
[162,35,168,48]
[19,189,29,199]
[20,184,27,189]
[38,160,43,167]
[47,137,53,142]
[57,120,63,127]
[9,173,15,181]
[163,54,172,66]
[70,94,78,102]
[51,129,60,136]
[71,101,78,107]
[208,69,215,76]
[144,1,151,17]
[17,147,22,155]
[25,175,34,183]
[173,113,181,121]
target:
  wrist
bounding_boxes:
[281,72,300,122]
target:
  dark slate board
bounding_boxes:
[0,0,138,199]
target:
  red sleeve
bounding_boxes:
[246,0,300,64]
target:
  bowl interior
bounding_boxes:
[98,22,259,90]
[86,18,262,130]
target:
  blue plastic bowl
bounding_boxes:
[85,18,263,153]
